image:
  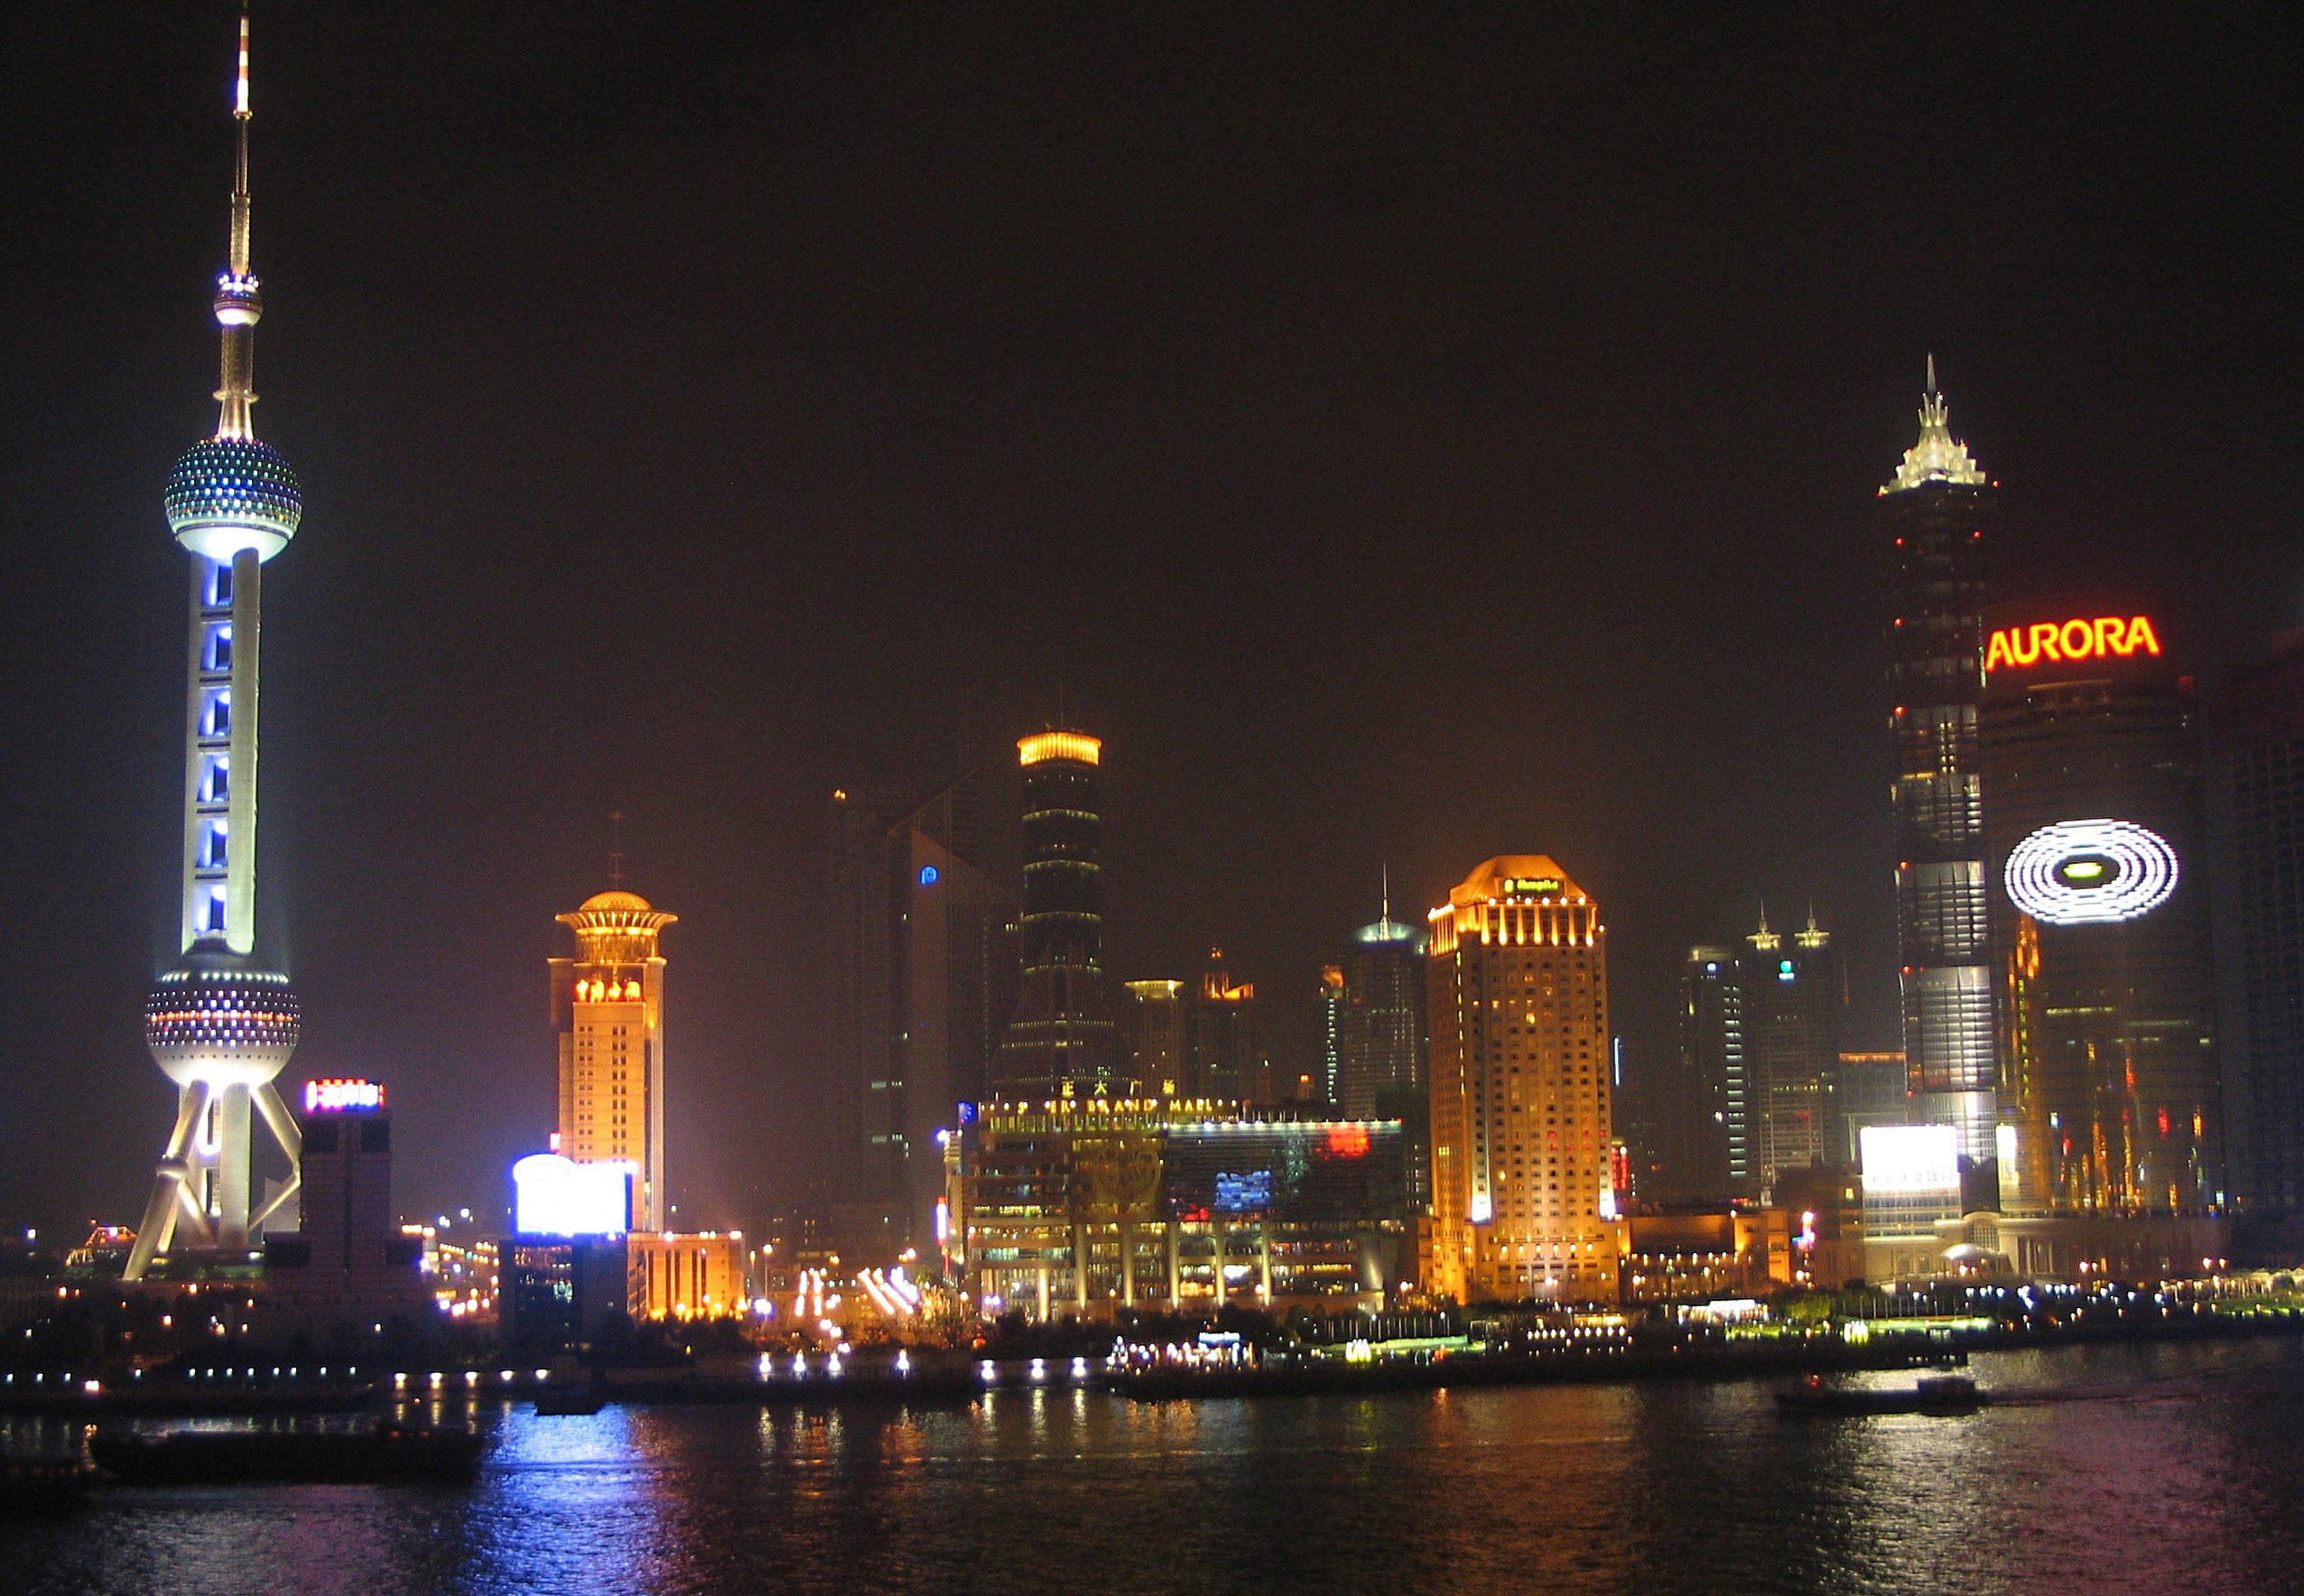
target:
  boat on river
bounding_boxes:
[88,1424,487,1485]
[2,1456,101,1511]
[533,1385,608,1416]
[1775,1373,1986,1416]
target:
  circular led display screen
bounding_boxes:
[2004,819,2179,925]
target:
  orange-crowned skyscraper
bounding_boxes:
[1428,858,1619,1304]
[550,890,676,1229]
[995,731,1120,1097]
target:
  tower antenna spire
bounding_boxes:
[212,6,263,441]
[1380,862,1391,924]
[1925,351,1937,396]
[609,811,627,889]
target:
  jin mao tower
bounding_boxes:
[1881,358,1999,1164]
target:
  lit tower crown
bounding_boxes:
[1883,355,1986,495]
[126,12,308,1281]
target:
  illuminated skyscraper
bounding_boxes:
[126,15,308,1280]
[1317,967,1346,1108]
[551,888,675,1229]
[1981,596,2221,1213]
[1881,358,1999,1163]
[995,731,1121,1097]
[1427,858,1618,1304]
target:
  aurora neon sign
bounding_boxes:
[1983,614,2160,673]
[2003,819,2179,925]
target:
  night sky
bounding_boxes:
[3,5,2297,1237]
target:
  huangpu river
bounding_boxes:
[8,1335,2303,1595]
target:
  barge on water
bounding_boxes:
[1774,1373,1986,1416]
[88,1424,487,1486]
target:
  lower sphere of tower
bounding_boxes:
[145,956,301,1087]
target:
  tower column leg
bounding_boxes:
[213,1083,254,1249]
[254,1080,302,1163]
[246,1081,302,1230]
[124,1081,213,1280]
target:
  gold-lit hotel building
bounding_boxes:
[1428,857,1619,1304]
[550,889,676,1230]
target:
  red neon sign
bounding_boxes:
[1984,615,2160,673]
[303,1078,384,1113]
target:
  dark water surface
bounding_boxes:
[8,1336,2303,1594]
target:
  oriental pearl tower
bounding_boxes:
[125,13,305,1279]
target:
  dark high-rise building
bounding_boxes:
[1121,979,1190,1098]
[1339,901,1428,1121]
[995,731,1121,1098]
[1678,947,1744,1197]
[261,1079,429,1325]
[888,776,1015,1247]
[828,773,1015,1257]
[2213,633,2304,1213]
[1743,912,1845,1190]
[1982,595,2222,1213]
[1188,948,1259,1100]
[1880,359,1999,1162]
[1835,1051,1910,1165]
[828,782,907,1236]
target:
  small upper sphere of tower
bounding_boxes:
[213,271,263,327]
[581,890,655,914]
[166,436,302,562]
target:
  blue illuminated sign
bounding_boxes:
[919,865,941,886]
[1214,1170,1273,1213]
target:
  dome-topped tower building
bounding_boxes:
[126,14,309,1279]
[550,886,677,1230]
